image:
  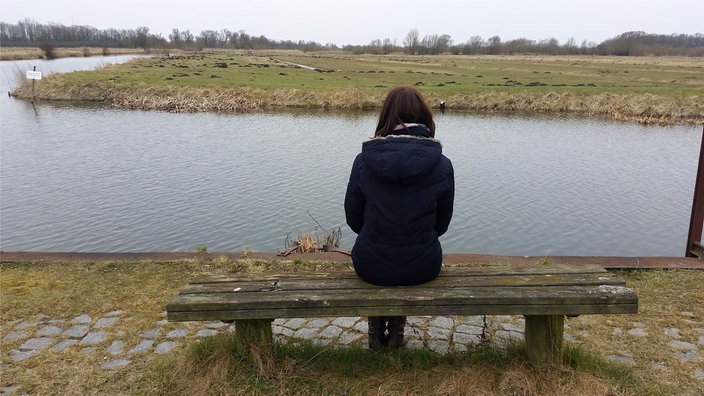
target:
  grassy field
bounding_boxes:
[1,258,703,395]
[10,50,704,124]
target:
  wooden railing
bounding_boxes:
[686,126,704,258]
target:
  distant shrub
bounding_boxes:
[38,42,57,59]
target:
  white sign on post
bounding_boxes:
[26,70,42,80]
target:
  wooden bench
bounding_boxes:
[166,262,638,366]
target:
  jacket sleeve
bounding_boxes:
[435,159,454,236]
[344,155,365,234]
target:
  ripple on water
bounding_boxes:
[0,106,698,256]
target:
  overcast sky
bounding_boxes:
[2,0,702,46]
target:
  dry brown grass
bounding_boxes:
[160,343,629,396]
[0,47,46,60]
[296,233,319,253]
[428,91,704,125]
[563,269,704,394]
[430,365,617,396]
[1,260,702,395]
[19,78,702,125]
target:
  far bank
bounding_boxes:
[9,51,704,125]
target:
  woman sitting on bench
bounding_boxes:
[344,85,455,348]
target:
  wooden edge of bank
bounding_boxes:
[1,251,702,270]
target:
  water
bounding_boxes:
[0,57,701,256]
[0,54,145,94]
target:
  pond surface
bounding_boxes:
[0,54,145,94]
[0,57,701,256]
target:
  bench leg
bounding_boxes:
[524,315,564,366]
[234,319,274,355]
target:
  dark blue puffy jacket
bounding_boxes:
[344,125,454,286]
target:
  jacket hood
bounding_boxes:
[361,125,443,184]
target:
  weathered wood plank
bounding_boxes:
[167,284,637,321]
[167,302,636,322]
[190,264,610,284]
[525,315,564,365]
[179,271,627,295]
[168,285,636,309]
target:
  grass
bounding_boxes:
[146,337,641,395]
[9,50,704,124]
[141,333,661,396]
[1,258,703,395]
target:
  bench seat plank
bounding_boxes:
[191,263,611,284]
[178,271,627,295]
[167,287,637,320]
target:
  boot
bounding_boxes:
[386,316,407,348]
[367,316,387,349]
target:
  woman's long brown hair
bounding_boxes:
[374,86,436,138]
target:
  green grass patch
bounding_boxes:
[48,51,704,97]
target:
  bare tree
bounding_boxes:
[169,28,181,45]
[404,29,420,54]
[487,35,502,54]
[135,26,150,49]
[464,35,485,54]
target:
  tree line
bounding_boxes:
[353,29,704,56]
[1,19,702,57]
[0,19,329,52]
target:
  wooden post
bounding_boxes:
[31,66,36,104]
[524,315,564,366]
[234,319,274,355]
[686,126,704,257]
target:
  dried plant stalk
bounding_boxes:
[296,232,318,253]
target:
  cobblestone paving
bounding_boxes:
[2,311,703,394]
